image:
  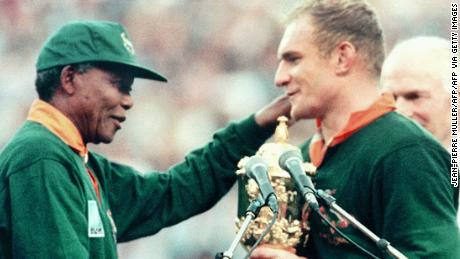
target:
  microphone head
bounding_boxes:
[244,155,268,177]
[278,149,303,171]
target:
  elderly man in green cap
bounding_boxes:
[0,21,291,258]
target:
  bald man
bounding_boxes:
[381,36,450,148]
[381,36,459,226]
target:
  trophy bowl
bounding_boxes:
[236,117,316,253]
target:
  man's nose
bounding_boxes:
[274,63,291,87]
[121,94,133,110]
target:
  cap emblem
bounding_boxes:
[121,32,135,55]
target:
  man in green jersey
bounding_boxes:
[0,20,290,258]
[251,1,459,258]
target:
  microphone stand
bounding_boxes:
[215,197,264,259]
[316,190,408,259]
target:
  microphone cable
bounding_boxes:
[243,209,279,259]
[315,208,381,259]
[299,184,380,258]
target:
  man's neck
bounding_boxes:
[319,79,380,142]
[442,138,450,150]
[439,130,450,151]
[50,97,89,144]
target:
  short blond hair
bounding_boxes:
[286,0,385,76]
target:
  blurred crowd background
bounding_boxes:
[0,0,452,258]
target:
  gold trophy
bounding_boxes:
[235,116,316,253]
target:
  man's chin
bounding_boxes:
[290,108,312,121]
[92,134,116,144]
[101,138,114,144]
[290,111,299,121]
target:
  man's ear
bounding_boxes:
[60,65,77,95]
[332,41,357,76]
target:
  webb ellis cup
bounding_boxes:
[236,116,316,253]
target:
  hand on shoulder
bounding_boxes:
[254,95,294,127]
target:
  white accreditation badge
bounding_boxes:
[88,200,105,238]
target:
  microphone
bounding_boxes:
[279,150,319,211]
[244,156,279,213]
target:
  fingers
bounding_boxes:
[249,247,303,259]
[249,247,277,259]
[254,94,293,127]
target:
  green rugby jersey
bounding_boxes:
[298,112,460,259]
[0,115,273,258]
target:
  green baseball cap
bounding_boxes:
[36,20,167,82]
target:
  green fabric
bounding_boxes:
[36,20,167,82]
[0,115,273,258]
[296,112,460,258]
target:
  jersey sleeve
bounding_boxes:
[96,115,274,242]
